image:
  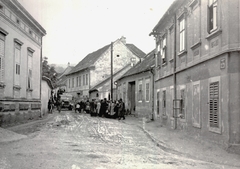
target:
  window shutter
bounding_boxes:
[209,82,219,127]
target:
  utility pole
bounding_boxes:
[110,42,113,100]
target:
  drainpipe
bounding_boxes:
[150,66,155,121]
[173,13,177,129]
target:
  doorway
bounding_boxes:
[128,81,136,115]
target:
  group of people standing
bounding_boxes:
[75,98,126,120]
[48,90,62,113]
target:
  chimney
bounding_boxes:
[68,62,70,67]
[120,36,126,44]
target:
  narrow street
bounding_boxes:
[0,111,237,169]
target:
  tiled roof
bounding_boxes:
[126,44,146,58]
[119,50,155,79]
[67,44,111,75]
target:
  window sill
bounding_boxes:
[0,82,6,88]
[162,115,168,120]
[162,62,167,67]
[169,58,174,63]
[209,126,222,134]
[190,40,201,50]
[178,50,187,57]
[156,65,161,70]
[26,88,33,92]
[206,28,222,40]
[192,123,201,129]
[13,85,21,90]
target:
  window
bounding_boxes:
[86,74,88,85]
[162,90,166,115]
[190,0,200,44]
[68,79,70,88]
[157,91,160,115]
[170,86,174,117]
[180,89,185,119]
[169,28,174,60]
[145,79,150,102]
[14,43,21,86]
[192,81,201,128]
[156,41,161,66]
[208,0,218,33]
[161,36,167,64]
[27,50,33,89]
[83,75,85,86]
[179,18,185,52]
[0,33,5,83]
[72,78,74,88]
[79,76,81,86]
[123,82,126,102]
[138,80,143,102]
[209,81,219,128]
[76,77,79,87]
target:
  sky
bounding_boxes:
[18,0,175,66]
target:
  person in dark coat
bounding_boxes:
[118,98,125,120]
[100,98,108,117]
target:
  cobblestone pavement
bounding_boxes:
[0,111,238,169]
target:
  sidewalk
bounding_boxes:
[124,115,240,168]
[0,113,54,143]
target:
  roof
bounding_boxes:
[150,0,186,35]
[8,0,46,36]
[67,44,110,75]
[67,38,146,76]
[118,50,155,79]
[89,64,132,92]
[58,66,74,79]
[126,44,146,58]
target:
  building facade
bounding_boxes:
[150,0,240,149]
[0,0,46,126]
[116,50,155,118]
[89,64,133,101]
[66,37,145,101]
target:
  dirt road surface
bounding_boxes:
[0,111,238,169]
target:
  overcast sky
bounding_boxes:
[18,0,174,66]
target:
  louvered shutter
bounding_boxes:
[209,82,219,127]
[0,39,4,82]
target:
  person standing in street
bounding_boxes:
[96,100,101,116]
[118,98,125,120]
